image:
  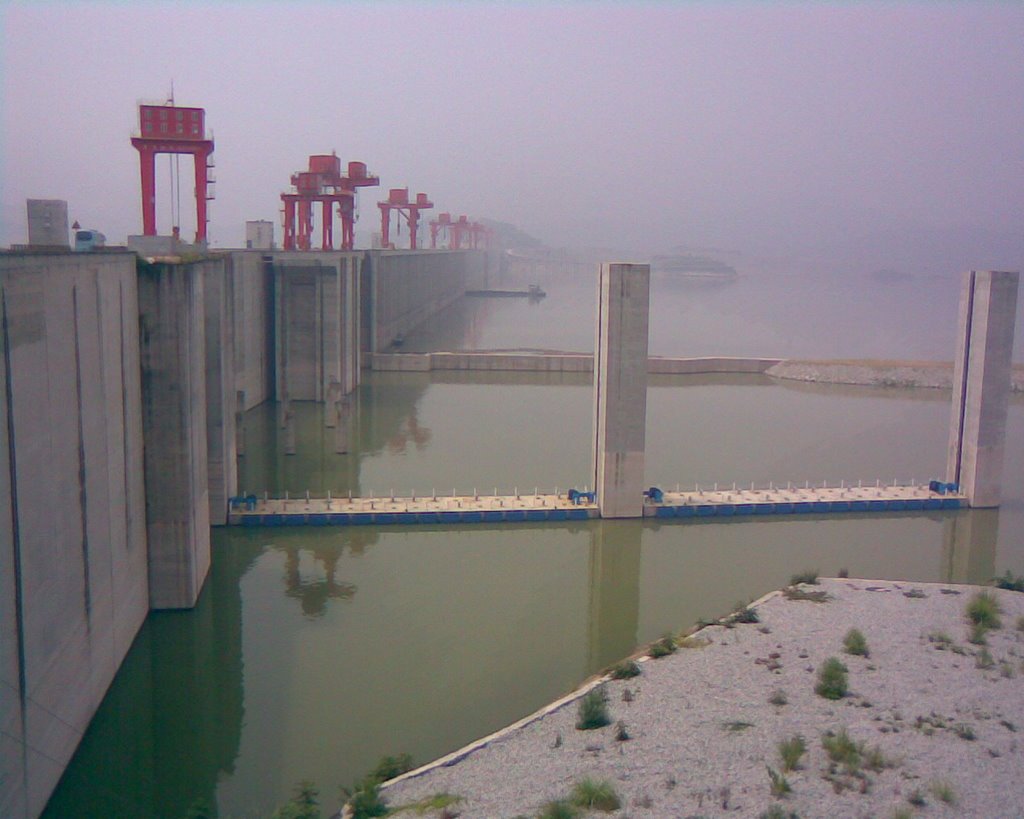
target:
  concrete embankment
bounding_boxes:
[369,351,781,375]
[381,578,1024,819]
[370,351,1024,393]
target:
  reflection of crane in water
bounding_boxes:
[280,545,357,618]
[386,405,432,454]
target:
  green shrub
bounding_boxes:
[976,648,995,669]
[929,779,956,804]
[993,570,1024,592]
[822,728,860,770]
[614,720,630,741]
[648,634,676,658]
[536,800,578,819]
[766,766,791,798]
[778,735,806,771]
[368,753,414,784]
[272,781,320,819]
[843,628,869,657]
[608,659,641,679]
[966,590,1002,629]
[768,688,788,706]
[790,570,819,585]
[968,622,990,645]
[569,778,621,812]
[341,780,387,819]
[731,605,760,624]
[576,686,611,730]
[815,657,849,699]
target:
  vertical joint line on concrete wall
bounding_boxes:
[953,271,976,486]
[71,287,92,621]
[1,289,29,777]
[119,281,133,549]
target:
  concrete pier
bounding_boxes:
[273,253,362,403]
[592,263,650,518]
[137,260,211,609]
[946,270,1019,507]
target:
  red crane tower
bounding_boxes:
[131,102,215,244]
[281,155,379,250]
[429,212,453,249]
[378,188,433,250]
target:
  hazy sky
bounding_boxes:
[2,1,1022,264]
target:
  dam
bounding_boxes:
[3,245,1019,818]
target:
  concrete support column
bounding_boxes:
[202,261,237,525]
[592,263,650,518]
[138,262,211,609]
[946,270,1019,508]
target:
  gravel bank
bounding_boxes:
[766,360,1024,393]
[382,579,1024,818]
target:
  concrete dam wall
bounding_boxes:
[1,252,149,819]
[0,245,483,817]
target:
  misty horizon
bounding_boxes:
[2,1,1022,274]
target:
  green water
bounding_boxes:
[45,269,1024,817]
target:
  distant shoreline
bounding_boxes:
[767,359,1024,393]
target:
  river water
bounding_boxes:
[45,260,1024,818]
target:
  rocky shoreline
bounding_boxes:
[767,360,1024,393]
[381,578,1024,818]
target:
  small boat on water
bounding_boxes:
[466,284,546,298]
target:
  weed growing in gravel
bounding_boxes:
[728,604,760,625]
[608,660,641,679]
[759,806,799,819]
[928,630,954,648]
[843,628,870,657]
[722,720,755,732]
[394,793,463,814]
[954,723,976,741]
[769,688,788,706]
[968,622,990,645]
[778,736,806,771]
[822,728,860,771]
[1000,661,1015,678]
[783,587,831,603]
[891,809,913,819]
[341,781,387,819]
[576,686,611,730]
[903,588,927,599]
[535,799,577,819]
[614,721,630,742]
[907,788,926,806]
[569,778,620,812]
[994,570,1024,592]
[815,657,849,699]
[975,648,995,669]
[677,635,712,648]
[966,590,1002,630]
[790,570,820,585]
[929,780,956,804]
[767,766,791,798]
[648,634,676,658]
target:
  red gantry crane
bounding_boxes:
[430,214,490,250]
[378,188,433,250]
[281,154,379,250]
[131,101,215,244]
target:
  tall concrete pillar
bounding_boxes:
[592,263,650,518]
[946,270,1019,508]
[138,262,211,609]
[202,261,237,526]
